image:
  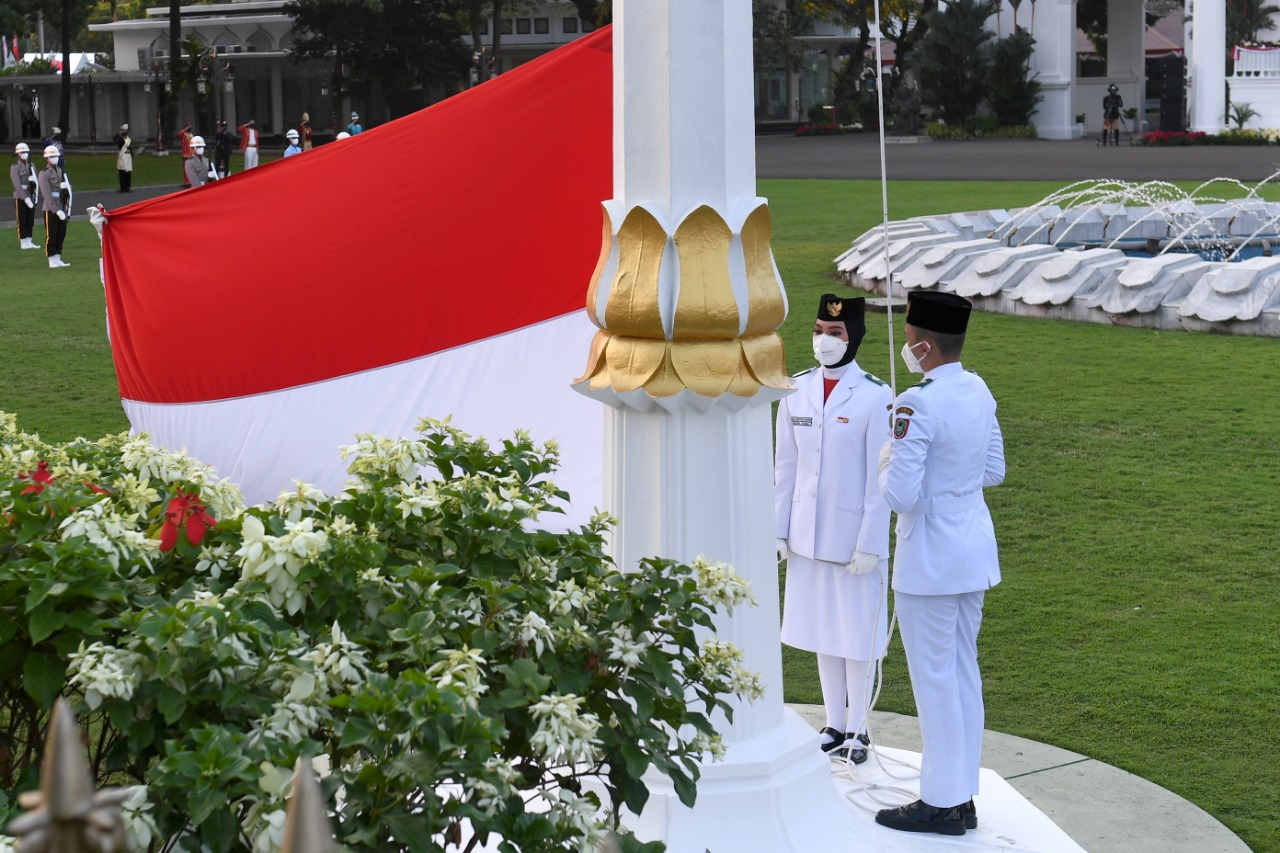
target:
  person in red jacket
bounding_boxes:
[238,119,260,169]
[179,117,194,187]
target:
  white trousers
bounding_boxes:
[243,146,259,169]
[896,590,985,808]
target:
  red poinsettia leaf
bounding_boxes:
[159,519,179,552]
[186,513,208,547]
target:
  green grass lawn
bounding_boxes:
[53,149,283,191]
[2,179,1278,850]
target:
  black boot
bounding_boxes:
[1113,129,1121,146]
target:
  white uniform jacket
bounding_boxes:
[880,362,1005,596]
[775,363,893,564]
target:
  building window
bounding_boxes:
[534,17,549,34]
[563,16,579,33]
[516,18,531,34]
[501,18,513,35]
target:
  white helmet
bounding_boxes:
[43,144,59,159]
[335,131,351,140]
[14,142,29,155]
[286,129,299,141]
[190,135,206,148]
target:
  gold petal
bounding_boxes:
[670,340,740,397]
[584,207,614,329]
[741,204,787,335]
[604,336,668,393]
[725,349,762,398]
[644,343,685,398]
[673,205,739,340]
[740,334,794,390]
[574,329,610,385]
[606,207,667,338]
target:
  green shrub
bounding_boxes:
[986,30,1043,127]
[926,120,966,140]
[0,414,762,852]
[962,114,1001,137]
[806,103,828,125]
[990,124,1038,139]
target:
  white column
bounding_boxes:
[1190,0,1226,132]
[575,2,862,849]
[1029,0,1078,139]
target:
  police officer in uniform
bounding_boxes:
[38,144,71,268]
[874,291,1005,837]
[184,136,215,187]
[283,128,302,158]
[10,142,41,250]
[775,295,893,762]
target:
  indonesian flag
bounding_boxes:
[101,29,612,524]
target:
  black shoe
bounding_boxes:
[875,800,966,836]
[832,731,870,764]
[818,726,844,754]
[962,799,977,829]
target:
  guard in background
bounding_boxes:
[874,291,1005,837]
[184,136,214,187]
[346,112,364,135]
[1102,83,1123,147]
[10,142,41,250]
[299,112,313,151]
[283,128,302,157]
[775,294,892,763]
[238,119,260,169]
[213,120,233,178]
[114,123,133,193]
[38,144,71,268]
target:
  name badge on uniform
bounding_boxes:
[791,416,813,427]
[837,417,849,424]
[51,191,61,198]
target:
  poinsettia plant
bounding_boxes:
[0,412,762,852]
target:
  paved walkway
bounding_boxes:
[789,705,1249,853]
[757,133,1280,182]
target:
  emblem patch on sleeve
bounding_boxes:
[895,406,915,416]
[792,416,813,427]
[893,417,910,439]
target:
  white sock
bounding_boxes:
[844,658,874,738]
[816,652,848,740]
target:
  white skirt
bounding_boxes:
[781,553,889,661]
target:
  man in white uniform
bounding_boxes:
[775,294,893,762]
[875,291,1005,837]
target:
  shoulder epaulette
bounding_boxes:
[791,367,815,378]
[863,372,888,387]
[910,378,935,390]
[966,369,979,375]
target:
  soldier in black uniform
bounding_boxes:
[1102,83,1123,147]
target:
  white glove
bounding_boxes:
[56,210,66,221]
[28,172,36,183]
[847,550,880,575]
[60,180,69,190]
[24,198,33,209]
[877,440,893,476]
[776,538,789,562]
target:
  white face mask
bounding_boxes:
[18,152,28,160]
[901,341,930,374]
[813,334,849,367]
[47,155,59,165]
[194,146,205,155]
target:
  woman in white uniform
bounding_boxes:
[774,294,893,761]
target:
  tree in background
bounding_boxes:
[915,0,996,125]
[986,28,1041,126]
[287,0,469,118]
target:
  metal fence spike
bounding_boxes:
[279,758,337,853]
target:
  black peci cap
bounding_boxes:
[905,291,972,335]
[817,293,865,324]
